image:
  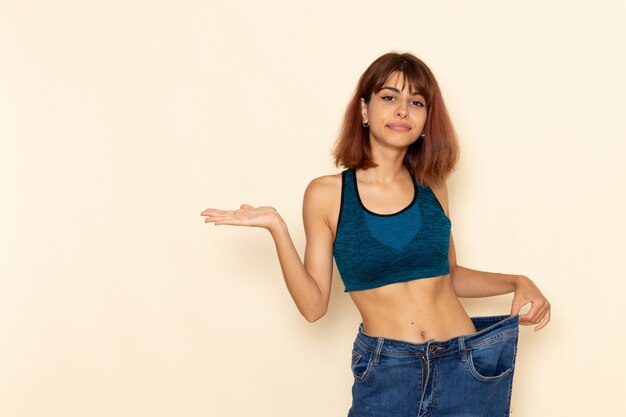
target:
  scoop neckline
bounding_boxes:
[352,168,418,217]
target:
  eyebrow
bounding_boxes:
[380,86,423,96]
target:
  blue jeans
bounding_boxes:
[348,314,520,417]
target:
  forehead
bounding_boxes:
[381,71,419,93]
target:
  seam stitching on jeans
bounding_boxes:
[467,331,518,349]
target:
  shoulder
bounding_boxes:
[303,172,343,223]
[304,172,342,198]
[426,177,450,217]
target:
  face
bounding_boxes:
[361,71,427,148]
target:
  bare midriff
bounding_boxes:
[348,274,478,343]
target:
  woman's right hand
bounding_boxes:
[200,204,282,232]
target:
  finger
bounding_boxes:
[524,303,548,327]
[215,218,244,226]
[204,213,235,220]
[511,301,531,322]
[205,217,225,223]
[519,311,534,325]
[201,208,235,215]
[510,303,522,317]
[202,212,238,221]
[522,300,550,326]
[534,308,551,332]
[203,215,228,222]
[201,208,222,215]
[525,300,549,325]
[212,215,236,222]
[520,306,536,325]
[205,214,237,223]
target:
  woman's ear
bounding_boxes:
[360,98,368,120]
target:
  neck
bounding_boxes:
[361,149,410,184]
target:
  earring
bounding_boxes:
[419,132,425,138]
[362,120,369,128]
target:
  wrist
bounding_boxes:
[513,274,529,289]
[268,214,287,236]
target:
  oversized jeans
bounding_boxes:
[348,314,520,417]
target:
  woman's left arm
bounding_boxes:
[451,262,551,332]
[431,179,552,332]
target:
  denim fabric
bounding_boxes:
[348,314,520,417]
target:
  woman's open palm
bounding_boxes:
[200,204,279,230]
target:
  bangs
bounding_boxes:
[371,65,433,105]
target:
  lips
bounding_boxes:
[387,123,411,131]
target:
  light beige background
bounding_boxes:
[1,1,625,416]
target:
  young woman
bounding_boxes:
[201,52,551,417]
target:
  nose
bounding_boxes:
[396,101,408,118]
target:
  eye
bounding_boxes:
[381,95,395,101]
[412,100,425,107]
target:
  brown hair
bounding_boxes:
[332,52,460,186]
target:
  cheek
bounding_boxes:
[368,105,389,123]
[412,111,428,124]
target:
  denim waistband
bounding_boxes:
[354,314,520,357]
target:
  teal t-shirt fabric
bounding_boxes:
[332,168,451,292]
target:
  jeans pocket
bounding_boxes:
[350,345,374,382]
[466,332,517,382]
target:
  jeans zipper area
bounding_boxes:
[420,356,426,387]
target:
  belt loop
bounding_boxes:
[373,337,384,365]
[459,336,468,361]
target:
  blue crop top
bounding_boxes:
[332,168,451,292]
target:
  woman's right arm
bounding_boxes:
[201,176,336,322]
[270,177,335,322]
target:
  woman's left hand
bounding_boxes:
[510,275,551,332]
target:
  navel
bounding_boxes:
[410,321,429,339]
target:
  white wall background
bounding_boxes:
[1,0,625,416]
